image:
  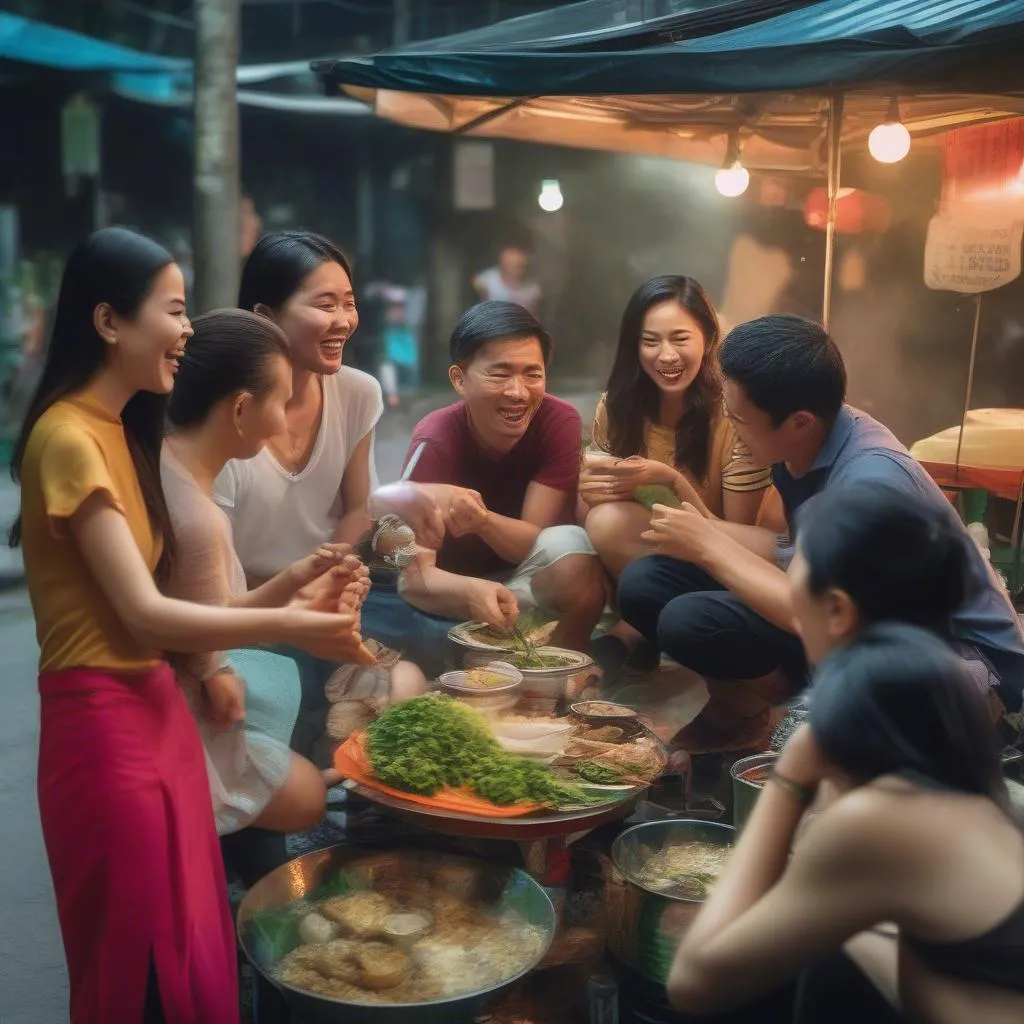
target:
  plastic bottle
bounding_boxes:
[588,970,619,1024]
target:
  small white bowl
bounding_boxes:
[437,661,523,696]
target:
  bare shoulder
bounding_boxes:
[796,784,934,873]
[804,779,1008,874]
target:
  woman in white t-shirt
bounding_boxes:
[218,232,382,568]
[215,232,426,779]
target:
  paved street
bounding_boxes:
[0,387,598,1023]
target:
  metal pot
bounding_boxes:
[608,820,735,985]
[447,625,599,707]
[237,846,557,1024]
[447,622,518,665]
[730,752,779,833]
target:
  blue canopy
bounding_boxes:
[316,0,1024,97]
[0,12,184,74]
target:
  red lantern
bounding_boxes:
[803,187,891,234]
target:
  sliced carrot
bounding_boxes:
[333,732,545,818]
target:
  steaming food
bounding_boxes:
[320,892,392,937]
[274,884,547,1004]
[297,912,337,945]
[635,841,733,900]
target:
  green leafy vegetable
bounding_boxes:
[367,695,495,795]
[248,909,300,963]
[633,484,682,511]
[506,651,576,670]
[575,761,627,785]
[365,695,598,808]
[468,752,595,807]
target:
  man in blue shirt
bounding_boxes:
[618,314,1024,753]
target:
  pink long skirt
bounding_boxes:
[38,663,239,1024]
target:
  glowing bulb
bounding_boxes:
[868,120,911,163]
[714,161,749,198]
[538,179,563,212]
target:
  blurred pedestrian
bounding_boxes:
[473,243,542,317]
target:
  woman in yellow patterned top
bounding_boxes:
[582,275,771,575]
[581,276,771,677]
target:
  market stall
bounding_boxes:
[237,5,1024,1020]
[314,0,1024,328]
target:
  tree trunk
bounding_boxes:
[193,0,240,313]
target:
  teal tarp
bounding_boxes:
[0,13,184,73]
[315,0,1024,97]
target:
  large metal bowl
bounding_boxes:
[238,846,557,1024]
[608,820,735,985]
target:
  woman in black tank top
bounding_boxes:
[665,483,1023,1023]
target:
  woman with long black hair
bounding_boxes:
[667,488,1024,1023]
[581,276,771,678]
[162,308,377,841]
[582,275,772,577]
[11,228,365,1024]
[217,231,428,761]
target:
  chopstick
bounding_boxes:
[401,441,428,482]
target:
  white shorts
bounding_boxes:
[499,525,597,612]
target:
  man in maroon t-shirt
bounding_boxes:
[399,301,607,652]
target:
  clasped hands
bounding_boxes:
[366,482,490,546]
[579,454,670,505]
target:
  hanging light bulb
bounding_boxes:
[868,97,911,164]
[714,132,749,198]
[715,161,750,198]
[538,179,564,212]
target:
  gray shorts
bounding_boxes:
[496,525,597,612]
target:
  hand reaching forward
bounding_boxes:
[283,608,378,666]
[289,543,357,594]
[446,488,490,537]
[467,579,519,633]
[293,553,370,615]
[368,482,446,550]
[641,502,717,565]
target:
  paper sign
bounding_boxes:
[924,215,1024,294]
[453,141,494,211]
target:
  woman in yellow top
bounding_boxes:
[10,228,367,1024]
[582,275,771,570]
[581,276,771,675]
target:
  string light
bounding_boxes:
[868,97,911,164]
[538,179,564,212]
[715,161,750,198]
[714,132,749,198]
